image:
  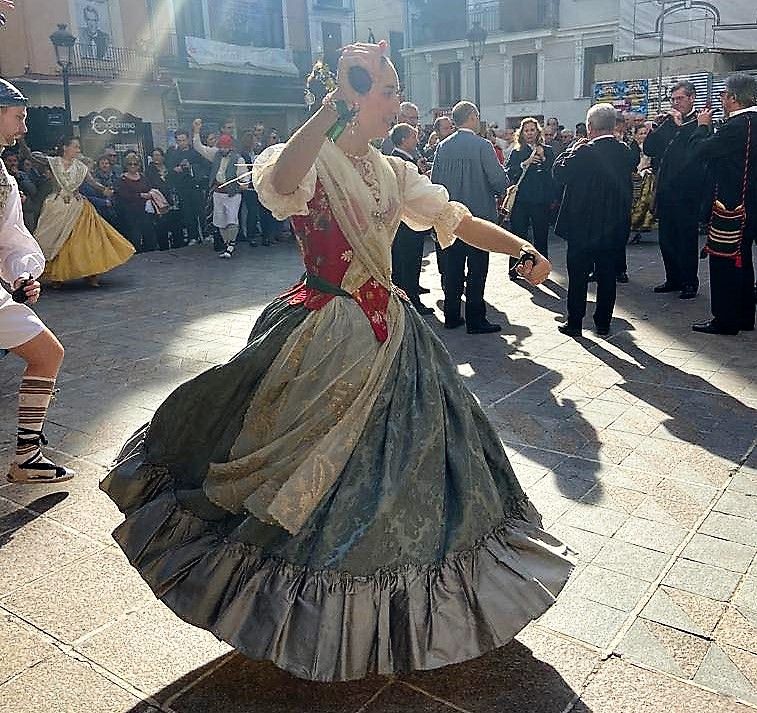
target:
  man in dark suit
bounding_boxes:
[644,80,702,299]
[390,123,433,315]
[552,102,636,337]
[431,101,508,334]
[689,73,757,335]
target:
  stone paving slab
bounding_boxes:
[0,236,755,711]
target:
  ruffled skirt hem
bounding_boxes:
[104,447,574,682]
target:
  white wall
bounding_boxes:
[560,0,621,29]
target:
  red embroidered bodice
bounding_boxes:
[283,179,390,342]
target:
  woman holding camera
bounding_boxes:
[102,42,572,682]
[505,117,556,277]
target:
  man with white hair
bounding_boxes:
[382,101,420,155]
[552,102,636,337]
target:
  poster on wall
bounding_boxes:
[76,0,114,59]
[593,79,650,116]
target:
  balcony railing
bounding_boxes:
[69,42,157,80]
[410,0,559,47]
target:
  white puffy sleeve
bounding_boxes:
[391,157,471,249]
[251,144,318,221]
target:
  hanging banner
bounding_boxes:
[185,36,299,76]
[594,79,650,116]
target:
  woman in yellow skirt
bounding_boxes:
[33,137,134,287]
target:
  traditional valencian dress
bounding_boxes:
[34,157,134,282]
[101,140,575,682]
[630,145,656,234]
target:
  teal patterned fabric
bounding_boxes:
[101,296,575,681]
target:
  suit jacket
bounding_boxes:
[643,112,700,202]
[553,136,636,248]
[505,144,557,205]
[430,129,507,221]
[689,109,757,230]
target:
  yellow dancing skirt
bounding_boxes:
[43,201,135,283]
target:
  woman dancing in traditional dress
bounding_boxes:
[101,42,574,682]
[629,122,657,243]
[33,137,134,287]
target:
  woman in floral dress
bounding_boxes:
[101,43,574,682]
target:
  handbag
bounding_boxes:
[704,118,752,266]
[146,188,170,216]
[500,152,532,216]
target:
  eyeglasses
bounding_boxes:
[126,161,139,166]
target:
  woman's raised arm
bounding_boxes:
[269,106,338,196]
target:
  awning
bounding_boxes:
[175,72,305,108]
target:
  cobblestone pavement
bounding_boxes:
[0,233,755,713]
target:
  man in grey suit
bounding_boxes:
[430,101,508,333]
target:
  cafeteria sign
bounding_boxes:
[594,80,649,116]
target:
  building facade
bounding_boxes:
[0,0,314,157]
[0,0,167,154]
[306,0,355,73]
[402,0,757,129]
[353,0,407,85]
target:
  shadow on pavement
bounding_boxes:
[123,639,589,713]
[513,277,567,318]
[0,492,69,549]
[585,332,757,465]
[431,300,603,503]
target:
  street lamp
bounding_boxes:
[466,20,487,109]
[656,1,667,113]
[49,23,76,131]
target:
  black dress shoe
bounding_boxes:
[467,321,502,334]
[593,323,610,336]
[679,286,698,299]
[616,272,629,284]
[444,317,465,329]
[692,319,739,335]
[654,282,680,293]
[412,301,434,316]
[558,324,582,337]
[417,286,431,295]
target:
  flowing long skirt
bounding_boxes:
[101,296,574,682]
[630,172,657,233]
[37,198,135,283]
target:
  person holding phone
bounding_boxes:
[0,77,74,484]
[101,42,572,683]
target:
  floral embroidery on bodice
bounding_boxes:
[286,179,390,342]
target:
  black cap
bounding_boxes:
[0,77,28,107]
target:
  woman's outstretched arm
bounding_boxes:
[456,215,551,284]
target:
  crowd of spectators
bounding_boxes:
[382,76,756,337]
[2,118,291,256]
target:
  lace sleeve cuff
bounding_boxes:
[431,201,471,249]
[252,144,317,221]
